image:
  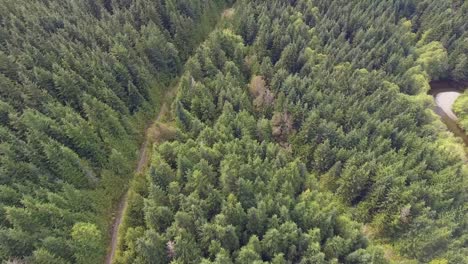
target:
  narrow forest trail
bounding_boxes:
[105,8,234,263]
[105,85,176,264]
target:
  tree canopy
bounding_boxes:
[1,0,467,263]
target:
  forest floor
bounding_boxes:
[105,83,177,264]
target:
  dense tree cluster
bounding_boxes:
[1,0,467,263]
[233,1,467,262]
[454,91,468,131]
[0,0,229,262]
[118,0,467,263]
[412,0,468,81]
[118,29,386,264]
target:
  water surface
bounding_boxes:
[429,81,468,146]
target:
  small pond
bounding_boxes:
[429,80,468,146]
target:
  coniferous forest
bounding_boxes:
[0,0,467,264]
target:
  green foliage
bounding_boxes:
[0,0,229,262]
[453,91,468,131]
[416,41,449,80]
[32,248,69,264]
[2,0,467,263]
[70,223,104,264]
[121,0,467,263]
[117,23,389,263]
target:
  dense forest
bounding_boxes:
[1,0,467,264]
[454,91,468,131]
[0,0,231,263]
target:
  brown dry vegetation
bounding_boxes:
[271,111,294,143]
[222,8,235,19]
[249,75,275,109]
